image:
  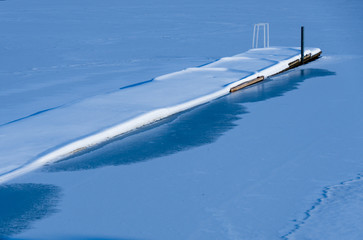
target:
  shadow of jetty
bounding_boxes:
[45,68,335,172]
[0,183,61,239]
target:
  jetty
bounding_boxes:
[0,46,321,183]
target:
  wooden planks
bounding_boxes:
[288,53,312,68]
[229,50,322,93]
[230,76,264,93]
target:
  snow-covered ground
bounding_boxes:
[1,0,363,239]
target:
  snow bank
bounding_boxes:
[0,47,321,183]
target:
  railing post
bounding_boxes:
[301,26,304,65]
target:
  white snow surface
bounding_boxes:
[0,47,320,183]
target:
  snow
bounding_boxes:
[1,0,363,239]
[0,47,320,183]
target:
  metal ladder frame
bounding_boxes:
[252,23,270,48]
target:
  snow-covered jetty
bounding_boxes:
[0,47,321,183]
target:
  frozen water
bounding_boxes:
[0,0,363,239]
[285,175,363,240]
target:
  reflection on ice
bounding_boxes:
[0,183,61,238]
[239,68,335,103]
[45,68,335,172]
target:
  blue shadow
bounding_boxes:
[0,184,61,239]
[45,68,335,172]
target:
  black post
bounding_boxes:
[301,26,304,65]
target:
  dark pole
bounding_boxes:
[301,26,304,65]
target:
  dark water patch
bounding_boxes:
[0,184,61,239]
[44,68,335,172]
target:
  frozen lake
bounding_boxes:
[1,0,363,239]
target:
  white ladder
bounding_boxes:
[252,23,269,48]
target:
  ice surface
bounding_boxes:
[1,0,363,239]
[286,175,363,240]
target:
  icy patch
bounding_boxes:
[283,174,363,240]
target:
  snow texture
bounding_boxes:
[0,47,321,183]
[1,0,363,239]
[285,174,363,240]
